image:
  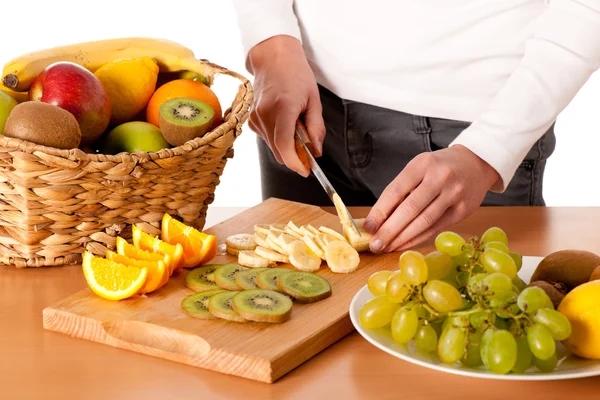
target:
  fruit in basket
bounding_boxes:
[161,214,218,268]
[99,121,171,154]
[0,86,28,104]
[0,89,18,134]
[157,70,210,88]
[3,101,82,149]
[158,98,215,146]
[94,57,159,125]
[29,62,111,144]
[530,249,600,291]
[181,289,225,319]
[590,265,600,281]
[558,280,600,359]
[146,79,222,129]
[132,224,184,272]
[82,251,148,301]
[231,289,293,323]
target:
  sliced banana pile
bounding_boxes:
[225,221,366,273]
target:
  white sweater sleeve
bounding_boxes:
[450,0,600,192]
[232,0,302,68]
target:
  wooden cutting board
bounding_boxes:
[42,198,399,383]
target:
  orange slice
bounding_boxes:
[161,214,218,268]
[82,251,148,301]
[132,225,184,272]
[115,236,174,276]
[106,250,169,293]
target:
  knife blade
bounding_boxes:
[294,120,362,237]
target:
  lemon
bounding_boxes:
[94,57,159,125]
[0,90,18,134]
[100,121,170,154]
[558,280,600,359]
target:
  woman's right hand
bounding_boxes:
[247,35,326,177]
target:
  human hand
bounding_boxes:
[363,145,500,252]
[247,35,326,177]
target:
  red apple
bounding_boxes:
[29,62,111,144]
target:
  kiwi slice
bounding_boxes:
[208,291,246,322]
[234,268,268,290]
[231,289,293,323]
[158,97,215,146]
[181,289,225,319]
[277,271,332,303]
[256,268,292,292]
[214,263,248,290]
[185,264,222,292]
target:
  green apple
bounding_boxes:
[99,121,171,154]
[0,90,18,135]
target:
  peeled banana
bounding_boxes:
[332,193,372,252]
[2,37,213,92]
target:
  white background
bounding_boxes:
[3,0,600,209]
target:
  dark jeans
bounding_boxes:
[258,85,556,207]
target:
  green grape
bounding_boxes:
[482,273,513,299]
[483,241,510,254]
[509,251,523,272]
[480,248,517,279]
[414,305,430,320]
[526,324,556,361]
[481,227,508,246]
[423,280,464,313]
[431,320,444,338]
[391,307,419,344]
[451,251,471,268]
[461,331,483,367]
[414,323,438,352]
[487,330,518,374]
[437,327,466,364]
[494,317,509,330]
[424,251,453,280]
[517,287,554,314]
[385,271,411,303]
[456,271,470,288]
[534,352,558,373]
[434,231,466,257]
[467,273,486,293]
[480,328,496,368]
[442,315,469,332]
[512,276,527,292]
[512,335,533,373]
[532,308,572,341]
[469,310,493,330]
[359,295,401,329]
[367,270,394,296]
[399,250,428,284]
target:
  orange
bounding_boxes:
[115,236,174,276]
[106,250,169,294]
[82,251,148,301]
[161,213,218,268]
[146,79,222,129]
[131,225,185,272]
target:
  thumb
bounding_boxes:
[303,91,326,157]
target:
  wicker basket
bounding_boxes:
[0,60,253,267]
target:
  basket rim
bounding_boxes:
[0,59,253,164]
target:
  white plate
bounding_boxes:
[349,256,600,380]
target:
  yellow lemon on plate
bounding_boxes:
[95,57,159,125]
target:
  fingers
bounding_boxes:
[273,110,311,177]
[303,91,326,157]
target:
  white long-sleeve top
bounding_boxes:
[232,0,600,191]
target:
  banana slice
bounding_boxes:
[225,233,257,251]
[313,233,328,253]
[254,232,269,248]
[238,250,272,268]
[319,232,341,246]
[305,224,320,237]
[325,240,360,273]
[284,227,303,240]
[271,223,286,231]
[255,245,289,263]
[332,194,373,252]
[302,235,325,260]
[318,226,347,242]
[277,233,297,254]
[254,224,271,236]
[298,226,314,238]
[286,221,303,235]
[288,241,322,272]
[266,235,287,255]
[227,246,240,256]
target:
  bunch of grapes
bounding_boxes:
[359,227,572,374]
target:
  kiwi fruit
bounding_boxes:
[208,291,246,322]
[591,265,600,281]
[234,268,268,290]
[531,250,600,291]
[181,289,225,319]
[231,289,293,323]
[214,263,248,290]
[256,268,292,292]
[185,264,222,292]
[158,97,214,146]
[277,271,332,303]
[3,101,81,149]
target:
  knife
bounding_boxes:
[294,120,362,237]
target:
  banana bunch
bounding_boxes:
[1,37,213,92]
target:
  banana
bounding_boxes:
[255,246,289,263]
[305,224,321,237]
[238,250,272,269]
[284,226,303,240]
[318,232,341,247]
[254,232,270,248]
[227,247,240,256]
[254,224,271,236]
[301,235,325,260]
[297,225,314,238]
[332,194,373,252]
[286,221,303,235]
[266,232,288,255]
[313,233,328,253]
[318,226,346,242]
[225,234,257,251]
[276,233,297,254]
[288,241,322,272]
[325,240,360,273]
[2,37,213,92]
[0,85,28,103]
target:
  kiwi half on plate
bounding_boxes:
[214,263,248,290]
[185,264,222,292]
[256,268,292,292]
[277,271,332,303]
[181,289,225,319]
[232,289,293,323]
[208,291,246,322]
[158,97,215,146]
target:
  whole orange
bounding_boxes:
[146,79,222,129]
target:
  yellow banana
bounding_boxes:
[0,85,28,103]
[2,37,212,92]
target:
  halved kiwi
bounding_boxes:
[256,268,292,292]
[234,268,268,290]
[181,289,226,319]
[231,289,293,323]
[277,271,332,303]
[185,264,221,292]
[208,291,246,322]
[158,97,215,146]
[214,263,248,291]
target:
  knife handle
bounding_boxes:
[294,119,313,170]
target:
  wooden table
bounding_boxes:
[2,205,600,400]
